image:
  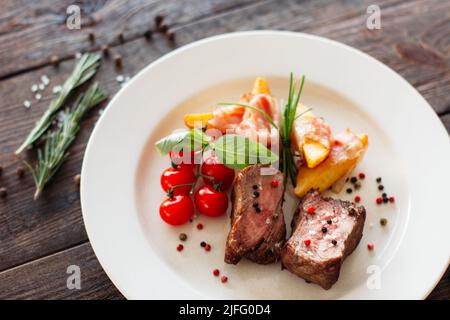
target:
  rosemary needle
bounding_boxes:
[15,53,102,155]
[24,83,108,199]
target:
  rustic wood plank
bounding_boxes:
[427,266,450,300]
[0,241,123,299]
[440,112,450,133]
[0,0,448,299]
[0,0,258,79]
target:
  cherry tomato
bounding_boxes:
[160,166,195,195]
[194,185,229,217]
[169,150,201,171]
[201,157,235,191]
[160,195,194,225]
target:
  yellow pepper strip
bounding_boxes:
[252,77,271,95]
[184,112,213,129]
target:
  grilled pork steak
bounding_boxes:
[281,190,366,289]
[225,164,286,265]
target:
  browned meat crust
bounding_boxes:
[281,190,366,289]
[225,164,286,265]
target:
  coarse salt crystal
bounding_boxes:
[23,100,31,108]
[309,230,316,235]
[35,93,42,100]
[31,84,38,92]
[41,75,50,85]
[38,83,45,90]
[265,218,271,225]
[116,75,125,83]
[369,222,374,228]
[52,85,62,94]
[75,52,82,59]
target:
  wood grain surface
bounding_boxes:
[0,0,448,300]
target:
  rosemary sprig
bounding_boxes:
[281,73,305,187]
[15,53,102,155]
[24,83,108,199]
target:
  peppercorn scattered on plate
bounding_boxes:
[81,31,450,300]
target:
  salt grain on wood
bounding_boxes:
[41,75,50,86]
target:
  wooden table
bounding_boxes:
[0,0,448,300]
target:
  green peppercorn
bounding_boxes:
[179,233,187,241]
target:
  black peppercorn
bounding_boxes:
[159,24,168,34]
[50,55,60,67]
[378,185,384,191]
[253,202,259,208]
[321,227,327,233]
[255,206,262,213]
[200,241,206,247]
[383,197,388,203]
[16,166,25,178]
[252,185,258,190]
[376,177,382,183]
[354,182,361,190]
[101,45,110,57]
[144,29,153,40]
[88,32,96,42]
[346,188,353,194]
[327,220,332,225]
[73,174,81,186]
[380,218,388,226]
[167,31,175,42]
[114,54,123,69]
[253,191,260,197]
[117,33,125,43]
[332,240,337,246]
[350,177,357,183]
[382,192,387,198]
[154,15,164,27]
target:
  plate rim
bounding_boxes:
[81,30,450,300]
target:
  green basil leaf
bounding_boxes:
[212,134,278,169]
[155,128,209,155]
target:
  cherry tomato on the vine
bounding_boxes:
[159,195,194,226]
[201,157,235,191]
[160,166,195,196]
[194,185,229,217]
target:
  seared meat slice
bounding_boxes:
[281,190,366,289]
[225,164,286,265]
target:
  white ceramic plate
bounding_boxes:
[81,31,450,300]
